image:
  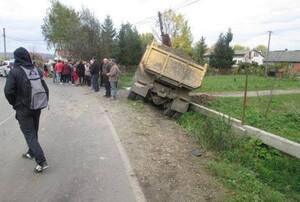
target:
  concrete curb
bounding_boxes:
[190,103,300,159]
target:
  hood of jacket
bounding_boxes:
[13,47,34,69]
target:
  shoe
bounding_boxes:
[22,153,34,160]
[34,161,49,173]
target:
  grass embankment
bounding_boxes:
[177,112,300,202]
[206,94,300,143]
[195,75,300,92]
[119,72,134,88]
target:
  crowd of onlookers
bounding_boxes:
[44,58,120,100]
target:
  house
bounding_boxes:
[54,49,71,61]
[233,50,264,65]
[264,50,300,74]
[204,49,264,65]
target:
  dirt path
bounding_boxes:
[93,89,226,202]
[191,88,300,97]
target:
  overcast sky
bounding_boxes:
[0,0,299,54]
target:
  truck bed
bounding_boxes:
[140,42,207,89]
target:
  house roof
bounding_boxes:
[264,50,300,62]
[234,50,248,56]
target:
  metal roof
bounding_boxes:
[264,50,300,62]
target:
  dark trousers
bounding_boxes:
[104,76,111,97]
[92,74,99,92]
[62,74,70,83]
[79,76,85,85]
[85,76,91,87]
[100,75,105,87]
[16,108,46,165]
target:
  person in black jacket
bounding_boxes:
[4,47,49,173]
[77,61,85,85]
[90,59,100,92]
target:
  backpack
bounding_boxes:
[21,66,48,110]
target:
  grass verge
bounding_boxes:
[119,72,134,88]
[195,75,300,92]
[206,94,300,143]
[177,112,300,201]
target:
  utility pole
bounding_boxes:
[265,31,272,77]
[158,12,171,47]
[158,12,164,40]
[3,28,7,60]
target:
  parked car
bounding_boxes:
[0,60,14,77]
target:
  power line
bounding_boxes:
[133,0,202,26]
[6,36,46,45]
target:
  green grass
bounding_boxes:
[195,75,300,92]
[119,72,134,88]
[206,94,300,143]
[177,112,300,201]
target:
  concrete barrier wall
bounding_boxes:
[190,103,300,159]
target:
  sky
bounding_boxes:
[0,0,299,54]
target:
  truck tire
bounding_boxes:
[172,112,181,119]
[128,91,137,100]
[163,107,175,117]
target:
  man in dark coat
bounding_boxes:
[4,47,49,173]
[77,61,85,85]
[90,59,100,92]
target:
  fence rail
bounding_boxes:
[190,103,300,159]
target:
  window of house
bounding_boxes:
[288,63,294,68]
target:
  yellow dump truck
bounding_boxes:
[128,42,207,117]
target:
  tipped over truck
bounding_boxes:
[128,42,207,117]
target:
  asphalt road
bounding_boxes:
[0,77,144,202]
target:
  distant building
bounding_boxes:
[233,50,264,65]
[205,49,264,65]
[264,50,300,74]
[54,49,71,61]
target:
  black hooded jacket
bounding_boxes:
[4,47,49,109]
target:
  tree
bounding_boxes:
[101,15,116,58]
[159,9,193,55]
[30,52,46,67]
[77,8,102,60]
[41,0,81,50]
[255,45,268,56]
[42,1,103,60]
[118,23,143,66]
[233,44,250,51]
[193,36,208,65]
[139,33,154,52]
[209,29,235,69]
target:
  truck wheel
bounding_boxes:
[135,94,144,101]
[163,108,175,117]
[128,91,137,100]
[172,112,181,119]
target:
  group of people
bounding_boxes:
[51,58,120,100]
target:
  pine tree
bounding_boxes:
[101,15,116,58]
[209,29,234,70]
[193,36,208,65]
[118,23,142,66]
